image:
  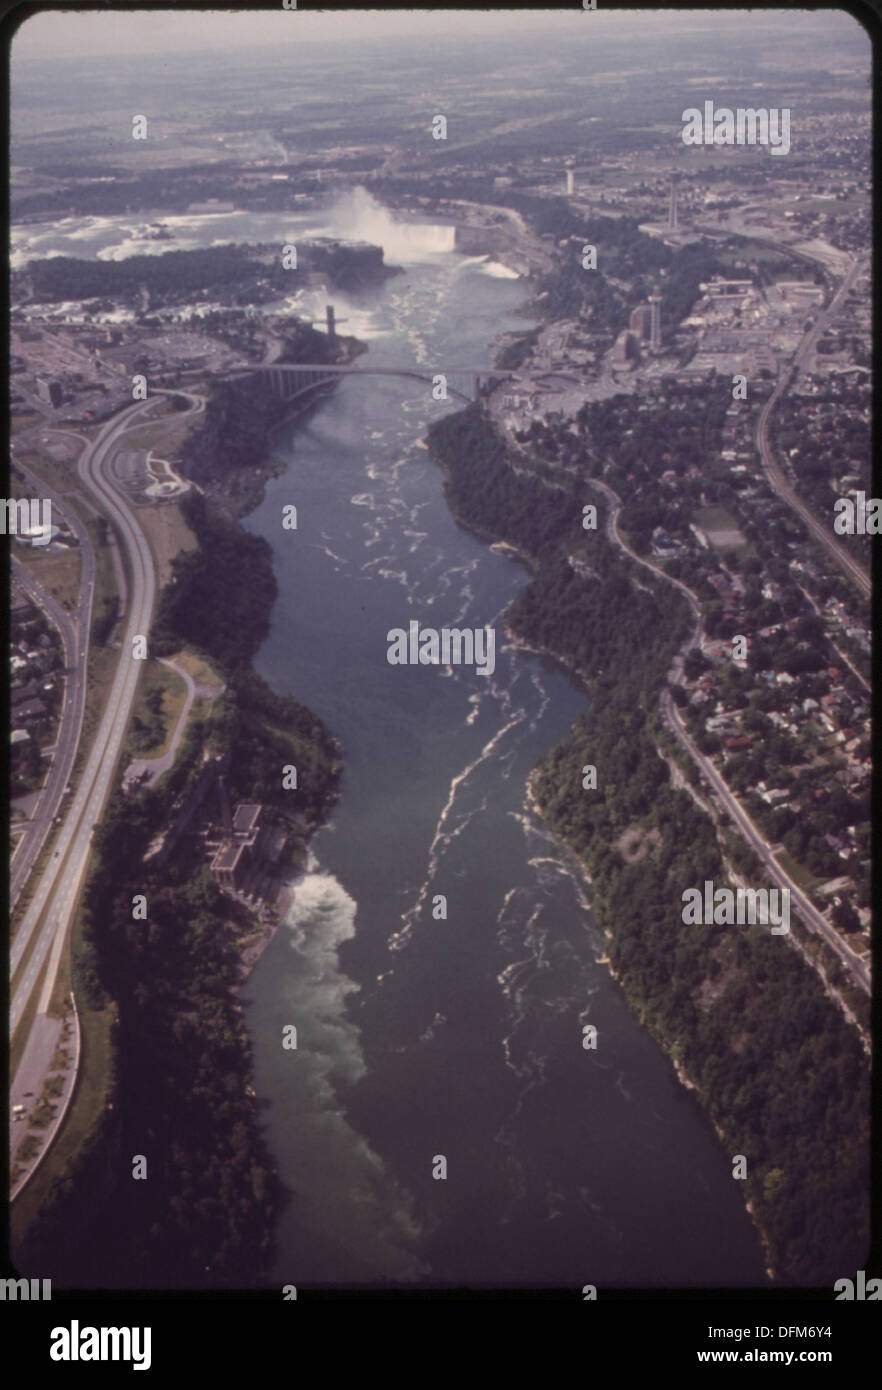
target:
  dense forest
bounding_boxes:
[169,377,291,515]
[502,199,728,336]
[18,394,340,1288]
[427,402,870,1285]
[25,245,260,303]
[19,240,397,308]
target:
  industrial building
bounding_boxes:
[208,777,270,894]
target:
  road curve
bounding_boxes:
[10,398,157,1033]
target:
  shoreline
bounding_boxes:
[428,413,783,1287]
[233,864,305,986]
[528,751,778,1283]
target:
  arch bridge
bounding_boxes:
[240,363,519,405]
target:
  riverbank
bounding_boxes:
[424,397,869,1286]
[15,352,347,1286]
[519,632,776,1283]
[233,866,306,986]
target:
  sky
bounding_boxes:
[12,7,857,63]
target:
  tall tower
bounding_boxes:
[668,179,679,232]
[649,294,662,351]
[326,304,336,341]
[565,167,575,197]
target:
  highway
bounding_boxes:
[754,253,871,599]
[10,458,95,908]
[10,388,205,1197]
[10,397,158,1036]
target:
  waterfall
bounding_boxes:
[324,185,455,263]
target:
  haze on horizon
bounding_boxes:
[12,6,868,64]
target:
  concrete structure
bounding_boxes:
[211,838,252,892]
[612,330,638,365]
[254,362,515,405]
[35,378,62,408]
[630,305,653,341]
[669,179,679,232]
[649,295,662,351]
[210,800,265,892]
[565,168,575,197]
[705,279,753,297]
[233,803,262,839]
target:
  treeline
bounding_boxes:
[497,195,726,339]
[659,243,728,341]
[23,240,397,307]
[426,402,869,1284]
[428,400,576,560]
[26,245,258,304]
[534,213,671,327]
[170,375,291,509]
[152,493,276,669]
[39,555,339,1284]
[20,407,340,1287]
[495,328,541,371]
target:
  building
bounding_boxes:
[233,802,262,843]
[612,330,638,365]
[630,305,653,340]
[565,167,574,197]
[210,838,253,892]
[209,787,266,893]
[35,377,62,407]
[668,179,679,232]
[649,295,662,351]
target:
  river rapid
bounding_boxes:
[15,188,764,1288]
[237,191,765,1290]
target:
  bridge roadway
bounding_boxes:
[230,362,521,405]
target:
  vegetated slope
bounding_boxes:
[428,401,869,1285]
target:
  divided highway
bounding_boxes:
[10,398,157,1037]
[10,389,206,1199]
[10,460,95,908]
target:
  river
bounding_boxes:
[235,191,766,1290]
[13,188,765,1288]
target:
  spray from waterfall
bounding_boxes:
[323,185,455,263]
